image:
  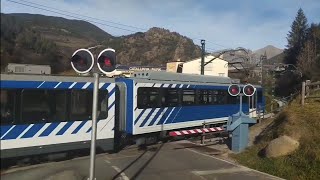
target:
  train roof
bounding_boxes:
[129,71,237,84]
[0,73,115,83]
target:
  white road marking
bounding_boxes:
[104,159,111,164]
[111,166,130,180]
[184,141,284,180]
[192,166,249,176]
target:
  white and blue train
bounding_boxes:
[0,71,264,158]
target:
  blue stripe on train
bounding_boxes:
[108,101,116,110]
[56,82,74,89]
[71,121,87,134]
[165,107,180,124]
[72,82,87,89]
[39,122,60,137]
[2,125,29,140]
[38,82,59,89]
[21,123,46,138]
[101,83,110,89]
[1,81,42,89]
[86,120,102,133]
[1,81,114,89]
[157,107,173,125]
[56,121,74,135]
[135,109,146,125]
[148,108,164,126]
[1,125,13,138]
[140,108,157,127]
[109,87,116,98]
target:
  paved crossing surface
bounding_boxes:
[1,140,282,180]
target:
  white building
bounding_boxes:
[168,55,228,77]
[5,63,51,74]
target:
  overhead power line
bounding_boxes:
[6,0,138,33]
[6,0,230,51]
[19,0,147,31]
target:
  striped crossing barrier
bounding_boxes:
[169,127,225,137]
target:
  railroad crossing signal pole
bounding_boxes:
[227,84,257,153]
[200,40,205,75]
[89,73,99,180]
[71,47,116,180]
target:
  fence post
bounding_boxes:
[201,122,206,145]
[306,80,311,97]
[301,81,306,105]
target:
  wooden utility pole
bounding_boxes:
[301,81,306,105]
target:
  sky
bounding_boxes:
[1,0,320,51]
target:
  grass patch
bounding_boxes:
[232,92,320,180]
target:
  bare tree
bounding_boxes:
[297,39,316,78]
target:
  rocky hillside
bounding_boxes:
[1,13,201,73]
[104,27,201,66]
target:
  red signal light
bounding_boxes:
[70,49,94,74]
[228,84,240,96]
[231,87,239,94]
[97,48,116,74]
[243,84,256,96]
[104,58,112,67]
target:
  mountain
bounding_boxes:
[253,45,283,59]
[1,13,201,73]
[264,52,285,65]
[104,27,201,66]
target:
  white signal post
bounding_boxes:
[71,47,116,180]
[89,72,99,180]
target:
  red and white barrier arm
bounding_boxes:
[169,127,225,137]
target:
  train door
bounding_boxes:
[114,82,127,151]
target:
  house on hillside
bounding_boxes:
[166,55,229,77]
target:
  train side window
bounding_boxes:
[21,90,67,123]
[149,88,160,107]
[52,91,67,122]
[1,89,15,125]
[182,89,195,106]
[197,90,212,105]
[227,94,239,104]
[137,88,148,109]
[70,90,92,120]
[212,90,228,104]
[98,91,108,119]
[137,87,160,108]
[164,88,180,107]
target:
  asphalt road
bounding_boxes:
[1,140,282,180]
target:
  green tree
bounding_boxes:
[284,8,309,65]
